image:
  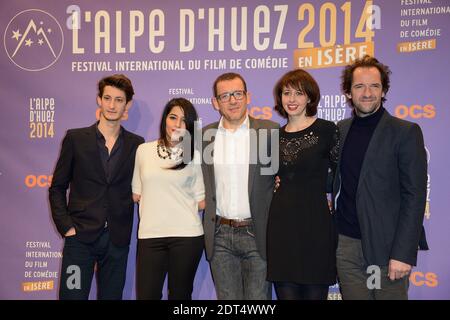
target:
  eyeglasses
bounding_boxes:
[216,90,246,103]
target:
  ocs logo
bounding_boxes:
[249,106,273,119]
[410,272,438,288]
[25,175,52,188]
[4,9,64,71]
[395,104,435,119]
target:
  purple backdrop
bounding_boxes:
[1,0,449,299]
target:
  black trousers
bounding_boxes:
[59,228,129,300]
[136,236,204,300]
[274,281,330,300]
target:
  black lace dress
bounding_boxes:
[267,118,339,285]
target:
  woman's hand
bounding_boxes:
[274,176,281,193]
[132,193,141,203]
[198,200,206,211]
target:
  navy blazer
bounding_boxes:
[49,124,144,247]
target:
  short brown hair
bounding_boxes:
[273,69,320,118]
[98,74,134,103]
[341,55,391,107]
[213,72,247,97]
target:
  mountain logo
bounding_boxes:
[4,9,64,71]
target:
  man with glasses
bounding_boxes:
[201,72,279,299]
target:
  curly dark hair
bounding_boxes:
[341,55,391,107]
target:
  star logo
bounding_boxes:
[25,38,33,47]
[11,29,22,40]
[3,9,64,71]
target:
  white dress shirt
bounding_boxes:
[213,115,251,220]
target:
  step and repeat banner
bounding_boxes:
[1,0,449,299]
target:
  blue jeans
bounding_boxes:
[210,222,271,300]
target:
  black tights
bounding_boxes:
[274,281,329,300]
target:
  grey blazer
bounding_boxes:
[332,109,428,266]
[201,117,279,261]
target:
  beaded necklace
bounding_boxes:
[157,140,182,161]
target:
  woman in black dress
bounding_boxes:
[267,69,339,300]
